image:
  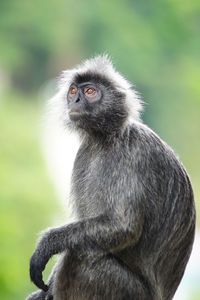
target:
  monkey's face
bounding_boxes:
[67,82,102,121]
[66,72,128,135]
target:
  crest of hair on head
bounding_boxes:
[60,54,143,123]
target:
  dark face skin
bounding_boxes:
[66,73,128,137]
[67,82,102,121]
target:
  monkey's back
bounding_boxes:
[71,122,195,300]
[116,123,196,299]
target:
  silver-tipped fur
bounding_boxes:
[59,54,143,124]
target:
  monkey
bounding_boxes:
[26,55,196,300]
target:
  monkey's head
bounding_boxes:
[54,55,142,137]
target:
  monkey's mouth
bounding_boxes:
[69,109,84,121]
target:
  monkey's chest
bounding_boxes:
[72,153,114,218]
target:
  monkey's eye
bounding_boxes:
[68,86,77,101]
[84,87,97,98]
[86,88,95,94]
[70,87,77,95]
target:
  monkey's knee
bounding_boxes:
[26,291,44,300]
[26,290,53,300]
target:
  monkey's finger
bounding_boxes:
[37,280,48,293]
[30,251,50,292]
[31,273,48,292]
[30,264,48,292]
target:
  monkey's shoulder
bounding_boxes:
[74,121,184,175]
[128,122,181,164]
[127,122,190,184]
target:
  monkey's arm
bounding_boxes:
[30,200,144,291]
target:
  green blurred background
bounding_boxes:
[0,1,199,299]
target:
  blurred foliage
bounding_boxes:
[0,0,200,299]
[0,92,61,299]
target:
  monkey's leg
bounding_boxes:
[25,290,51,300]
[54,253,151,300]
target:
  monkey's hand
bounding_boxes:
[30,229,60,292]
[30,249,49,292]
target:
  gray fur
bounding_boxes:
[27,56,195,300]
